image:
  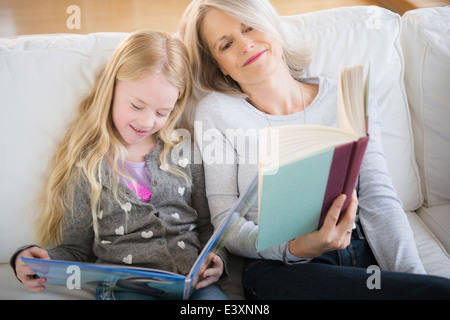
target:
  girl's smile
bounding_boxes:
[129,124,149,136]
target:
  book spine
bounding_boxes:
[318,141,354,229]
[318,135,369,229]
[184,278,192,300]
[341,135,369,209]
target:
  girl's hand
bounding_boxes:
[289,190,358,258]
[15,246,51,292]
[195,253,224,290]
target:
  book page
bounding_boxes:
[338,64,367,137]
[259,125,358,174]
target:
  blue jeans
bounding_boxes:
[96,283,228,300]
[242,224,450,299]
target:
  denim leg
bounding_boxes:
[106,291,159,300]
[95,283,158,300]
[242,231,450,299]
[242,259,372,300]
[337,228,378,268]
[242,258,450,299]
[96,284,228,300]
[190,284,229,300]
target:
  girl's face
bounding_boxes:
[202,8,284,88]
[111,72,179,155]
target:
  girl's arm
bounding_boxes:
[11,174,96,291]
[46,175,96,262]
[13,246,50,292]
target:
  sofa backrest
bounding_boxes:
[0,6,422,263]
[401,6,450,207]
[0,33,128,262]
[284,6,423,212]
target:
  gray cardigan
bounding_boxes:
[18,139,215,276]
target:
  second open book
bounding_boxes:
[257,64,370,251]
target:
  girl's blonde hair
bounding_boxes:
[36,30,193,247]
[179,0,312,97]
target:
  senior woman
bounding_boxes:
[179,0,450,299]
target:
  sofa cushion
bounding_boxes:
[0,33,127,262]
[406,211,450,279]
[401,7,450,207]
[284,6,423,212]
[416,205,450,254]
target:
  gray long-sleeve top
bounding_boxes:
[194,76,426,274]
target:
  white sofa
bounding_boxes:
[0,6,449,300]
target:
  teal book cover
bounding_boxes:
[256,136,369,252]
[256,64,370,252]
[257,148,334,252]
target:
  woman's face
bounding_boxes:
[202,8,284,88]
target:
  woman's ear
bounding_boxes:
[218,65,228,76]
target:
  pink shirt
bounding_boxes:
[119,161,152,203]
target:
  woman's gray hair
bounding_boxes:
[179,0,312,97]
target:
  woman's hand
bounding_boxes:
[195,253,224,290]
[289,190,358,258]
[15,246,51,292]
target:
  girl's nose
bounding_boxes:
[140,113,155,130]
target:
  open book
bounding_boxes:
[257,64,370,251]
[22,176,258,300]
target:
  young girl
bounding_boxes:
[11,30,227,300]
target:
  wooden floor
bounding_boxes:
[0,0,448,38]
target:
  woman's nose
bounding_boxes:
[240,36,255,54]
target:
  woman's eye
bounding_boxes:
[244,26,253,33]
[221,42,232,51]
[132,104,142,110]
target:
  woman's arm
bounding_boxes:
[193,94,353,262]
[357,101,426,274]
[194,96,269,259]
